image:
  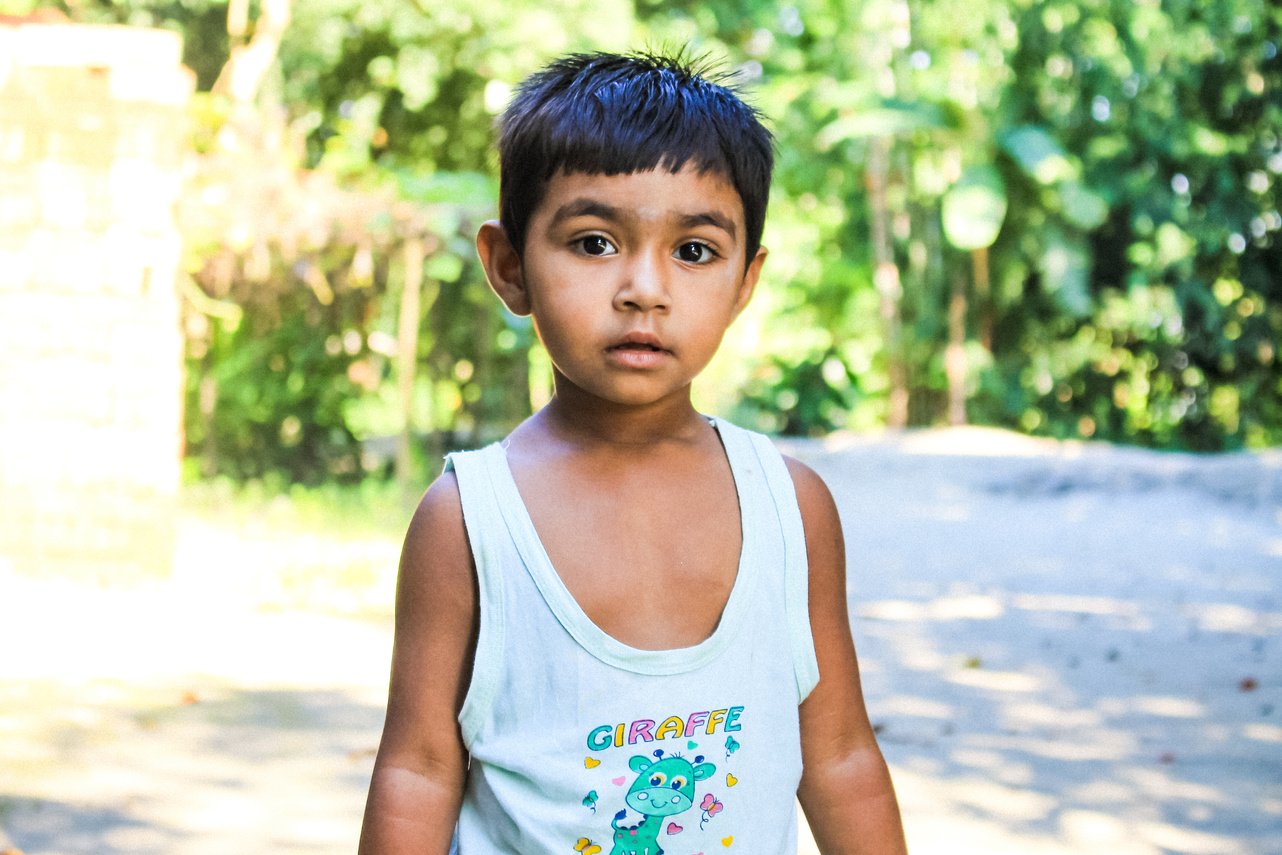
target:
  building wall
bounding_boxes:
[0,24,193,578]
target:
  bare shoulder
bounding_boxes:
[394,466,478,654]
[380,468,478,751]
[398,468,476,626]
[782,454,843,546]
[783,453,855,705]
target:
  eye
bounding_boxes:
[576,235,616,256]
[648,772,667,787]
[669,775,686,789]
[675,241,717,264]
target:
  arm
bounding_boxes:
[358,471,477,855]
[787,457,908,855]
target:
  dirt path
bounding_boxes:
[3,428,1279,854]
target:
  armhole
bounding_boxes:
[745,431,821,702]
[444,449,505,747]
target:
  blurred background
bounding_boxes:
[0,1,1279,854]
[6,0,1281,501]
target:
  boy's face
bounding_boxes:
[478,165,766,410]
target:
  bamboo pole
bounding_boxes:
[396,237,424,493]
[866,137,909,428]
[946,269,968,426]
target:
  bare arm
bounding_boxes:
[788,457,908,855]
[358,471,477,854]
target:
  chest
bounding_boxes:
[513,453,743,651]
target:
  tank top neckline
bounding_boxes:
[482,417,762,675]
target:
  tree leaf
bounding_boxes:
[817,101,951,148]
[424,252,464,282]
[1057,180,1110,230]
[1000,125,1078,184]
[942,165,1008,250]
[1040,229,1093,317]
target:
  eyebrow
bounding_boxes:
[549,198,738,239]
[677,211,737,239]
[550,199,622,223]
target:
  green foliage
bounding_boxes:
[942,165,1007,250]
[53,0,1280,486]
[654,0,1281,449]
[279,0,631,173]
[186,287,369,484]
[735,350,862,436]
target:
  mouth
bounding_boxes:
[607,333,669,354]
[604,333,671,369]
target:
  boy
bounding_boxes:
[359,52,906,854]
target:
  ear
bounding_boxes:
[692,762,715,781]
[628,755,653,773]
[731,246,767,319]
[476,220,531,316]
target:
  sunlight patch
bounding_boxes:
[1131,695,1205,719]
[1059,810,1139,850]
[949,668,1040,693]
[1243,723,1282,744]
[1138,820,1241,855]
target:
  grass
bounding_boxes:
[180,476,416,540]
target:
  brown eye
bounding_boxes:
[676,242,714,263]
[580,235,614,256]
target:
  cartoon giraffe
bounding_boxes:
[609,749,715,855]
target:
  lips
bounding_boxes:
[607,332,668,354]
[605,332,671,368]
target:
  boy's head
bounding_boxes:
[495,51,774,265]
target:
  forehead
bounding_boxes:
[532,166,746,233]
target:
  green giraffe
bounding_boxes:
[609,749,715,855]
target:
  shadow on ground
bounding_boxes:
[2,686,384,854]
[786,431,1282,854]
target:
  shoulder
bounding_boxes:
[781,454,842,546]
[398,468,475,614]
[781,454,848,636]
[405,468,465,553]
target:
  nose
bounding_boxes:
[614,250,670,313]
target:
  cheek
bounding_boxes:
[531,299,593,345]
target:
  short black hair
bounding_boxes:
[496,51,774,264]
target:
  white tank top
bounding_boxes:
[446,418,818,855]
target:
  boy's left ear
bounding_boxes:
[732,246,768,319]
[477,220,531,316]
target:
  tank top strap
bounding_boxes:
[716,422,820,702]
[443,444,510,744]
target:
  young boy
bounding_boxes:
[359,52,907,855]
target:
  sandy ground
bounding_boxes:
[2,427,1280,855]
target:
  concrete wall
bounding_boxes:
[0,24,193,578]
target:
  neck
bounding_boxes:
[536,377,708,451]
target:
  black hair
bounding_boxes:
[496,51,774,264]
